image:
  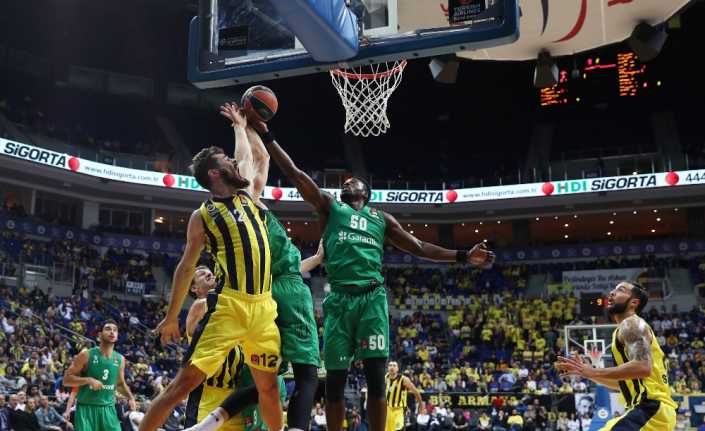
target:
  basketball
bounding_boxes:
[242,85,278,122]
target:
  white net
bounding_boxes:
[330,60,407,137]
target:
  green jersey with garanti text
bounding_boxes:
[322,200,386,289]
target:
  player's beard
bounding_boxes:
[219,168,250,189]
[606,299,630,317]
[341,188,362,205]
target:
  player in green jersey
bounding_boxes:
[64,320,137,431]
[251,120,496,431]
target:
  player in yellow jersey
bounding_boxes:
[185,266,246,431]
[141,105,282,431]
[385,362,422,431]
[557,281,677,431]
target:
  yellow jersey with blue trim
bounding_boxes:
[386,374,408,409]
[611,321,677,410]
[199,192,272,298]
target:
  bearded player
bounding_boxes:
[250,120,495,431]
[183,101,325,431]
[140,104,282,431]
[557,281,677,431]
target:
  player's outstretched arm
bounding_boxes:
[554,354,621,391]
[246,126,270,202]
[383,211,495,266]
[556,316,653,381]
[220,102,256,196]
[156,210,206,346]
[250,121,333,215]
[300,240,325,273]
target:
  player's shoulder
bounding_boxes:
[620,314,646,328]
[618,315,650,340]
[191,298,208,309]
[190,208,204,221]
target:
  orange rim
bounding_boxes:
[331,60,407,80]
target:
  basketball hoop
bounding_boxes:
[587,348,604,368]
[330,60,407,137]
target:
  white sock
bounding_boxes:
[185,410,226,431]
[288,428,304,431]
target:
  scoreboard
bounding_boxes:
[580,292,608,317]
[539,52,662,107]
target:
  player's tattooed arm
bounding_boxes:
[619,315,653,366]
[558,315,653,380]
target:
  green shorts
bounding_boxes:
[241,367,288,431]
[322,285,389,370]
[74,404,121,431]
[272,275,320,367]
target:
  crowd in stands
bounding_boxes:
[0,280,185,430]
[0,228,159,295]
[2,221,705,430]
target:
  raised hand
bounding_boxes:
[467,242,496,267]
[219,102,248,128]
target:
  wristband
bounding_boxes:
[456,250,469,263]
[258,129,275,145]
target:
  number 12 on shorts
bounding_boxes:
[367,335,385,350]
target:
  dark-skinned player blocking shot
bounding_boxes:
[248,117,496,431]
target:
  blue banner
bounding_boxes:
[2,215,703,262]
[0,215,185,254]
[497,240,705,262]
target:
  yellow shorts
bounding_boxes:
[187,292,281,376]
[600,400,676,431]
[385,406,404,431]
[187,385,244,431]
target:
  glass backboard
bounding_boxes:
[189,0,519,88]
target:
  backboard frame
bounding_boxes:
[564,323,618,368]
[188,0,519,89]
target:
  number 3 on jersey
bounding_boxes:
[350,215,367,231]
[102,369,109,380]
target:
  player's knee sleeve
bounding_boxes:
[363,358,387,399]
[325,369,348,403]
[221,385,259,418]
[293,363,319,396]
[289,364,319,429]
